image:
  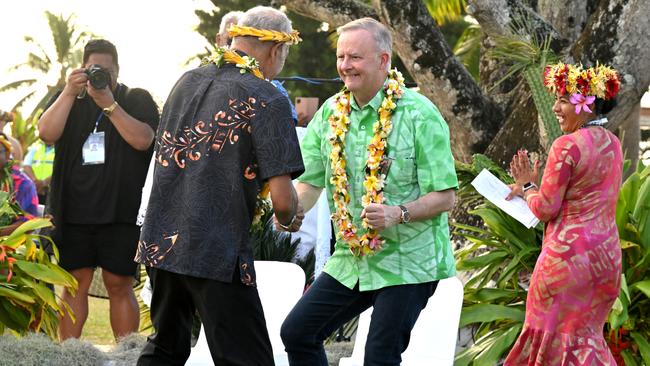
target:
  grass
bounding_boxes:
[79,295,353,363]
[81,296,120,346]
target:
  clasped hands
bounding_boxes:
[506,149,540,200]
[273,203,305,232]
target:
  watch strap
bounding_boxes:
[103,101,118,116]
[522,182,538,192]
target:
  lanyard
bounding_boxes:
[92,111,104,133]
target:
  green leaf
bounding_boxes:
[2,218,53,249]
[621,274,631,303]
[474,324,522,366]
[0,285,35,304]
[621,349,639,366]
[13,260,75,287]
[630,280,650,299]
[458,250,509,270]
[621,239,640,249]
[460,304,525,327]
[464,288,523,303]
[0,299,30,332]
[607,297,628,330]
[630,331,650,365]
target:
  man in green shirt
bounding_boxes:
[279,17,458,365]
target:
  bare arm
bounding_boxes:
[87,86,155,151]
[268,175,299,226]
[38,68,86,144]
[273,181,322,232]
[362,189,456,231]
[295,181,323,214]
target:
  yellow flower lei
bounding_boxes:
[204,47,269,227]
[228,24,302,45]
[328,69,405,256]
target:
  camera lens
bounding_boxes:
[86,65,110,89]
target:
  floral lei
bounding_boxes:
[328,69,405,256]
[204,47,270,228]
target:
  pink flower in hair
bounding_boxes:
[569,93,596,114]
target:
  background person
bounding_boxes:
[0,133,38,237]
[135,6,304,365]
[280,18,458,365]
[22,140,55,204]
[38,39,160,341]
[0,110,24,162]
[505,62,623,365]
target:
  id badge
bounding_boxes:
[82,131,105,165]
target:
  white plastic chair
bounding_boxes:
[339,276,464,366]
[186,260,305,366]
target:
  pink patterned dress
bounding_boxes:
[505,127,623,365]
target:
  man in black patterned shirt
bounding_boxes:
[135,6,304,365]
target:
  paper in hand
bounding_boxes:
[470,169,540,229]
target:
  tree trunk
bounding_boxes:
[276,0,505,162]
[372,0,503,162]
[277,0,650,165]
[620,104,641,178]
[572,0,650,142]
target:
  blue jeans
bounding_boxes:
[281,272,438,366]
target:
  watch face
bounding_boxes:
[400,205,410,223]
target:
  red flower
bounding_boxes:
[606,76,620,100]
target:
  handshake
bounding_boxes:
[273,203,305,232]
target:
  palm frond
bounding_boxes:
[0,79,37,93]
[25,52,51,73]
[11,91,37,113]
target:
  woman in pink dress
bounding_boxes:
[504,62,623,365]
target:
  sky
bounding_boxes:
[0,0,215,112]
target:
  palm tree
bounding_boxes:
[0,11,92,120]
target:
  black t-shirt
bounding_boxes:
[136,62,304,284]
[46,84,160,232]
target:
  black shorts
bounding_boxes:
[58,223,140,277]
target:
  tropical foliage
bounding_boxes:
[8,109,42,154]
[0,201,78,339]
[606,161,650,365]
[453,155,541,365]
[452,156,650,365]
[0,11,92,120]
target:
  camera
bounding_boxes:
[85,65,111,89]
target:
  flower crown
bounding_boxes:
[543,62,621,101]
[228,24,302,45]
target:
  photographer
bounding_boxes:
[38,39,159,341]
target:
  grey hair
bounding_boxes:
[337,18,392,55]
[218,11,244,36]
[238,6,293,36]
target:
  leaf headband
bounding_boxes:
[228,24,302,45]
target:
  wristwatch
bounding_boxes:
[398,205,411,223]
[103,101,118,116]
[522,182,538,192]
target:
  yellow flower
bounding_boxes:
[363,174,381,191]
[326,69,404,256]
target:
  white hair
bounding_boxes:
[337,18,392,56]
[238,6,293,36]
[218,11,244,37]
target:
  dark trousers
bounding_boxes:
[137,267,274,366]
[281,272,438,366]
